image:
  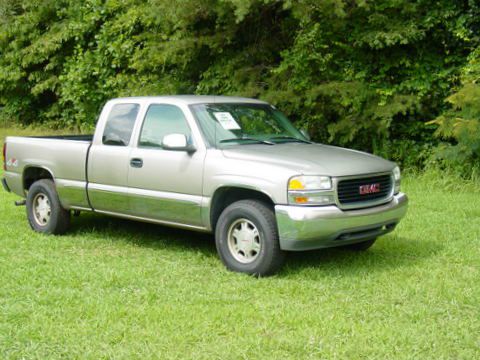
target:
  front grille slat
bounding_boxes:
[338,193,389,200]
[338,188,391,196]
[337,174,392,207]
[337,180,392,186]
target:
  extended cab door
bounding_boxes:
[87,102,140,213]
[126,103,205,227]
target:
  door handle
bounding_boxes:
[130,158,143,168]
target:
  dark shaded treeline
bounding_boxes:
[0,0,479,172]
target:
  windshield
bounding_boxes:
[190,103,309,147]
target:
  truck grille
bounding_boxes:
[337,174,392,207]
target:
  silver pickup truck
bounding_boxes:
[2,96,408,275]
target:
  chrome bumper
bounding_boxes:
[275,193,408,251]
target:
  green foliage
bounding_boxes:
[430,46,480,175]
[0,0,480,172]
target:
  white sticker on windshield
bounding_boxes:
[213,112,241,130]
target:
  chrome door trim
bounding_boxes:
[201,196,212,231]
[129,187,203,205]
[70,206,93,212]
[88,183,129,194]
[88,182,207,227]
[55,178,90,209]
[88,183,204,205]
[94,209,210,232]
[56,179,87,188]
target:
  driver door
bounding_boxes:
[127,103,205,226]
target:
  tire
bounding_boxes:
[215,200,286,276]
[26,179,70,235]
[344,238,377,251]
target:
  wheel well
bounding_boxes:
[23,167,53,191]
[210,187,275,230]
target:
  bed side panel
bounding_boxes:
[4,136,91,209]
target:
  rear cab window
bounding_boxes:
[102,103,140,146]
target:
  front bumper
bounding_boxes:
[275,193,408,251]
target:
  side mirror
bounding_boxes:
[300,128,311,141]
[162,133,196,152]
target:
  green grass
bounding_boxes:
[1,130,479,359]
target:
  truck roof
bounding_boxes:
[109,95,269,106]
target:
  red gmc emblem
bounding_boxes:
[359,183,380,195]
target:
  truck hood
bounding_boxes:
[221,143,395,177]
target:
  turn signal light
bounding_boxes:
[292,196,309,204]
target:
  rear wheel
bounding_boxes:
[344,238,377,251]
[26,179,70,234]
[215,200,286,276]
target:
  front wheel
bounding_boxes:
[26,179,70,235]
[215,200,286,276]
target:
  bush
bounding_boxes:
[429,47,480,177]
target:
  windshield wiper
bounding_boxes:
[219,137,275,145]
[268,136,313,144]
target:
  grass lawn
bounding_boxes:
[1,128,479,359]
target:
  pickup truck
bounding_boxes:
[2,96,408,275]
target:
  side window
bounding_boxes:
[102,103,140,146]
[139,104,191,148]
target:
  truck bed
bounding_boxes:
[4,135,93,209]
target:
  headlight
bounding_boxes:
[288,175,334,205]
[393,166,401,194]
[288,176,332,191]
